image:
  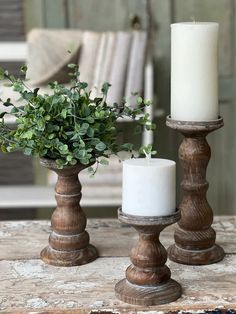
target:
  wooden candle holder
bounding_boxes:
[166,116,225,265]
[115,209,182,306]
[40,158,98,267]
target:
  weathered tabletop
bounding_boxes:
[0,216,236,313]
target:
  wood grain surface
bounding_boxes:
[0,217,235,313]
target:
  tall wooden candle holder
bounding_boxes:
[166,116,225,265]
[115,209,182,306]
[40,158,98,267]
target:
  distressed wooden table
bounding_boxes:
[0,216,236,313]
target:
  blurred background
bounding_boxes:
[0,0,234,219]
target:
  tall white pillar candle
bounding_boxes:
[171,22,219,121]
[122,158,176,216]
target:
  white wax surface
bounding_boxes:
[171,22,219,121]
[122,158,176,216]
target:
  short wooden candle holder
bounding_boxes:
[115,209,182,306]
[166,116,225,265]
[40,158,98,267]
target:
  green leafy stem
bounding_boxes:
[0,64,156,170]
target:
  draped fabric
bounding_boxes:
[26,29,147,106]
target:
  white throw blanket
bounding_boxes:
[26,29,147,106]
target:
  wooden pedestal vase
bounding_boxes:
[166,116,225,265]
[115,209,182,306]
[40,158,98,267]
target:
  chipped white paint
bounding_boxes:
[92,300,105,307]
[90,310,120,313]
[178,311,209,314]
[0,230,11,237]
[66,301,78,308]
[26,298,48,309]
[215,221,236,231]
[0,218,236,312]
[3,221,31,229]
[12,261,46,279]
[137,311,165,314]
[55,280,97,291]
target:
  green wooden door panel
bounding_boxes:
[25,0,69,29]
[24,0,45,32]
[208,102,235,214]
[44,0,69,28]
[68,0,131,31]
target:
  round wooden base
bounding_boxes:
[115,279,182,306]
[168,244,225,266]
[40,244,98,267]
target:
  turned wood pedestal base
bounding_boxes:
[115,209,182,306]
[41,244,97,267]
[168,244,224,266]
[166,116,225,266]
[115,279,181,306]
[40,158,98,267]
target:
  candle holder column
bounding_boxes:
[40,158,98,267]
[166,116,225,265]
[115,209,182,306]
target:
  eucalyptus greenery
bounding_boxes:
[0,64,156,170]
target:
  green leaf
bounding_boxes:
[20,65,27,73]
[121,143,133,151]
[144,99,152,106]
[101,82,111,96]
[45,115,51,121]
[61,108,67,119]
[37,119,45,131]
[48,133,55,139]
[71,133,80,141]
[139,144,156,157]
[74,149,86,159]
[1,145,7,153]
[79,123,89,135]
[86,116,94,123]
[56,159,66,169]
[24,147,32,155]
[70,159,77,165]
[137,96,143,105]
[59,144,69,154]
[0,112,7,118]
[22,130,33,139]
[95,141,106,151]
[66,155,73,161]
[3,101,13,107]
[34,88,40,96]
[0,64,154,171]
[87,127,94,137]
[13,82,24,93]
[99,158,109,165]
[68,63,77,68]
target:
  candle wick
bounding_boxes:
[191,16,196,23]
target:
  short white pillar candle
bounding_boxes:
[122,158,176,216]
[171,22,219,121]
